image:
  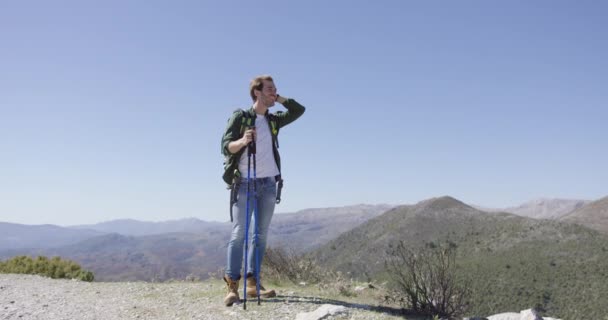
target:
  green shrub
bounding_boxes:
[0,255,94,282]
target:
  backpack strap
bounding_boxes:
[267,113,279,149]
[238,109,254,135]
[240,110,277,148]
[227,109,255,222]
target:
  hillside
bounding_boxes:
[313,196,491,276]
[311,196,608,319]
[560,196,608,233]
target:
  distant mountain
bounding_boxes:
[311,196,608,319]
[0,222,104,251]
[2,231,229,282]
[66,204,393,252]
[500,198,590,219]
[71,218,227,236]
[0,204,392,281]
[269,204,393,251]
[560,196,608,233]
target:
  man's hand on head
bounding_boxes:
[276,94,287,104]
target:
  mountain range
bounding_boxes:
[0,204,391,281]
[70,218,227,236]
[1,197,607,284]
[0,222,104,251]
[2,196,607,318]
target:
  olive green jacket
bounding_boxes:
[221,98,305,185]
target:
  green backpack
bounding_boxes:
[221,109,279,186]
[221,109,282,221]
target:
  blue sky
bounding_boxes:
[1,1,606,226]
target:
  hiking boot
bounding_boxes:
[246,274,276,298]
[223,275,240,306]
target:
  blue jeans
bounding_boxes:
[225,177,277,280]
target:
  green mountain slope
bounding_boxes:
[311,196,608,319]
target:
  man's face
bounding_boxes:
[256,80,277,107]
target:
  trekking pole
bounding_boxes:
[252,140,261,305]
[242,127,256,310]
[243,142,252,310]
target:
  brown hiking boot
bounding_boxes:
[223,275,240,306]
[246,274,276,298]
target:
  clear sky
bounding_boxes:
[1,1,606,226]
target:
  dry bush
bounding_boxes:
[384,241,471,319]
[263,246,323,284]
[263,247,356,296]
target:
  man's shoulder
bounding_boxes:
[235,108,258,118]
[268,111,283,119]
[228,108,254,122]
[231,108,247,116]
[227,108,258,131]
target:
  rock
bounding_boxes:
[486,309,562,320]
[464,317,489,320]
[520,309,542,320]
[354,286,366,292]
[487,312,521,320]
[295,304,348,320]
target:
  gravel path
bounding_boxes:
[0,274,409,320]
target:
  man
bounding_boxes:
[220,75,305,306]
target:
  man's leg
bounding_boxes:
[246,178,277,297]
[224,182,252,305]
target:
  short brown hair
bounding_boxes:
[249,75,274,102]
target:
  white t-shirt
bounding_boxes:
[238,114,280,178]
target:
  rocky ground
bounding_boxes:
[0,274,412,320]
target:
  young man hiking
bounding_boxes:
[221,75,305,306]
